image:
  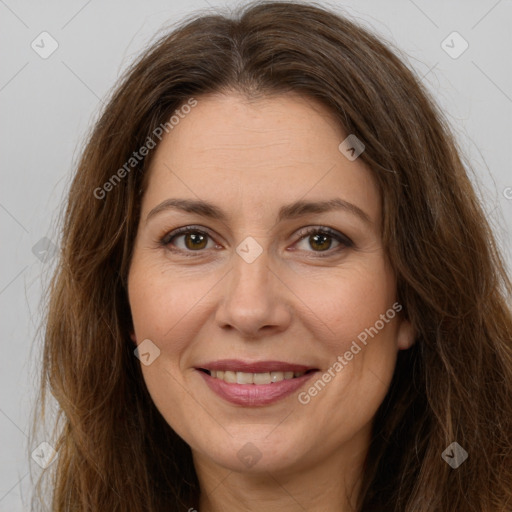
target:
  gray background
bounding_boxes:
[1,0,511,509]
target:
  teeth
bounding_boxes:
[236,372,254,384]
[209,370,305,384]
[253,372,271,384]
[224,371,237,383]
[270,371,283,382]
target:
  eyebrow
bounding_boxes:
[145,197,371,226]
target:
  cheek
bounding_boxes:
[291,258,397,354]
[128,262,204,435]
[293,280,399,446]
[128,259,208,351]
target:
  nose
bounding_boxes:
[214,243,293,339]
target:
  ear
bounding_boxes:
[396,317,416,350]
[129,330,137,346]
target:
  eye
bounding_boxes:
[159,225,353,257]
[293,226,353,256]
[160,226,218,254]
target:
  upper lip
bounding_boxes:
[197,359,318,373]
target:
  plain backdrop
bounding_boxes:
[1,0,511,509]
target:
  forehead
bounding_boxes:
[142,92,380,226]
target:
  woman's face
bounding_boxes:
[127,92,414,477]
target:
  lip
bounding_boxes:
[195,360,319,407]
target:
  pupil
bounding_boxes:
[311,233,330,251]
[187,233,206,249]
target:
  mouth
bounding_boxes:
[197,368,317,384]
[195,360,320,406]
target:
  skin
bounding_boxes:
[127,91,415,512]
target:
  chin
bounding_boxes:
[228,422,322,470]
[194,440,304,474]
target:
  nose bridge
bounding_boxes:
[214,236,290,336]
[230,236,272,303]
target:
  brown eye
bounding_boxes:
[181,231,209,250]
[307,232,334,251]
[161,227,215,252]
[294,227,353,256]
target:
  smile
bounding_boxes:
[195,360,319,406]
[200,369,310,384]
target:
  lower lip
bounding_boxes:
[197,370,318,406]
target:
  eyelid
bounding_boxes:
[160,225,214,245]
[295,225,353,245]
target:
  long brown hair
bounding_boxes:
[32,1,512,510]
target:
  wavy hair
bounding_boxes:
[32,1,512,510]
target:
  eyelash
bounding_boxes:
[159,225,353,258]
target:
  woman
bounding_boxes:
[32,1,512,511]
